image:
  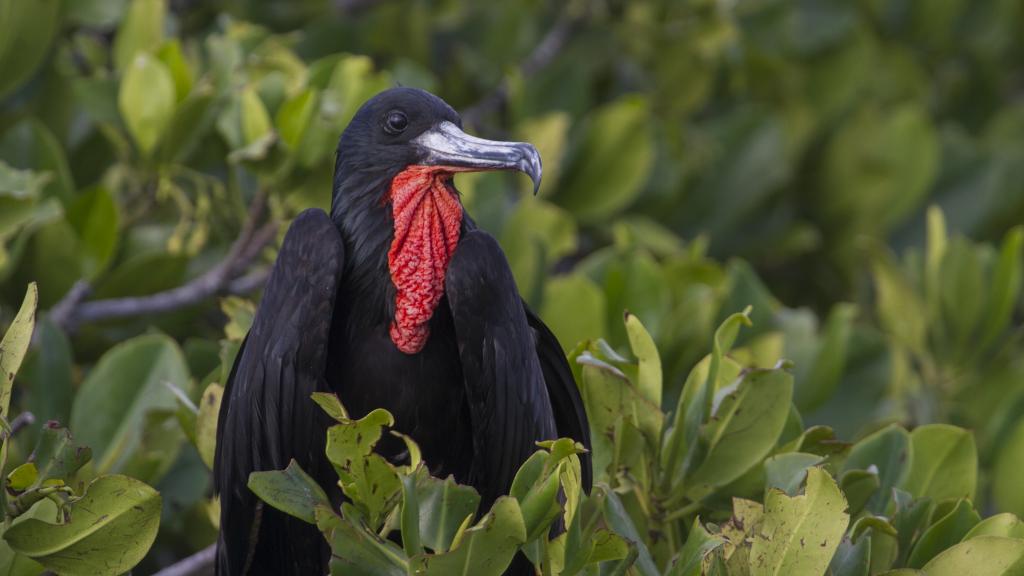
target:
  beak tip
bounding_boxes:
[521,146,543,196]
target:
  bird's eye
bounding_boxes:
[383,111,409,135]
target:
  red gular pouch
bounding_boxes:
[386,164,477,354]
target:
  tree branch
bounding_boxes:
[152,544,216,576]
[461,4,589,127]
[49,193,276,333]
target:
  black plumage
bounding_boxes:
[214,87,591,575]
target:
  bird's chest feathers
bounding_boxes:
[387,165,465,354]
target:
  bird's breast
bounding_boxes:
[327,296,473,480]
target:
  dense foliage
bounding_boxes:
[1,0,1024,574]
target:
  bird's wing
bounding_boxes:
[446,229,589,509]
[523,304,593,492]
[214,209,344,576]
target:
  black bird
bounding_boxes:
[214,87,592,575]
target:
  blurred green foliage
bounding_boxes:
[0,0,1023,573]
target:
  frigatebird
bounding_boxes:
[214,87,592,575]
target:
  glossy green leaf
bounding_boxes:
[1,283,36,421]
[907,499,981,569]
[839,468,880,517]
[4,475,161,576]
[921,536,1024,576]
[195,383,222,469]
[625,312,662,407]
[325,409,400,529]
[902,424,976,502]
[557,96,653,222]
[601,487,659,576]
[764,453,823,496]
[69,334,189,474]
[829,535,871,576]
[686,369,794,499]
[415,473,481,553]
[749,467,849,576]
[323,508,407,576]
[408,496,527,576]
[841,424,911,514]
[30,424,91,486]
[119,53,176,155]
[964,514,1024,541]
[666,518,725,576]
[113,0,166,71]
[540,274,606,351]
[248,459,330,524]
[993,419,1024,518]
[66,187,119,279]
[0,0,60,100]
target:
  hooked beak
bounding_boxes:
[412,121,543,194]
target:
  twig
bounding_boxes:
[49,192,275,333]
[9,412,35,436]
[152,544,217,576]
[461,4,589,127]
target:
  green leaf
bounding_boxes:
[764,453,824,496]
[113,0,166,71]
[964,514,1024,541]
[901,424,976,502]
[400,471,422,557]
[794,303,856,411]
[601,487,659,576]
[4,475,161,576]
[557,96,654,222]
[993,419,1024,518]
[666,518,725,576]
[841,424,911,514]
[22,321,73,441]
[1,283,36,421]
[66,187,119,279]
[276,88,318,149]
[324,510,407,576]
[749,467,850,576]
[839,468,881,517]
[540,274,607,351]
[0,118,75,204]
[220,297,255,342]
[156,40,193,100]
[939,237,984,349]
[0,0,60,100]
[6,463,37,492]
[325,409,400,529]
[409,496,527,576]
[509,451,562,543]
[240,86,273,145]
[119,53,176,155]
[979,227,1024,350]
[686,369,794,499]
[907,499,981,569]
[195,384,222,470]
[829,535,871,576]
[891,489,933,567]
[248,459,330,524]
[662,309,751,489]
[312,392,349,422]
[30,424,91,486]
[69,334,189,475]
[415,473,481,553]
[921,536,1024,576]
[624,312,662,407]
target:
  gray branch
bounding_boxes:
[152,544,216,576]
[461,4,589,127]
[49,193,275,333]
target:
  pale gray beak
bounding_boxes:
[412,121,543,194]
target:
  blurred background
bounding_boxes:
[1,0,1024,571]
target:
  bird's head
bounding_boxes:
[330,87,542,354]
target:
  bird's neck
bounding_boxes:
[330,165,465,354]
